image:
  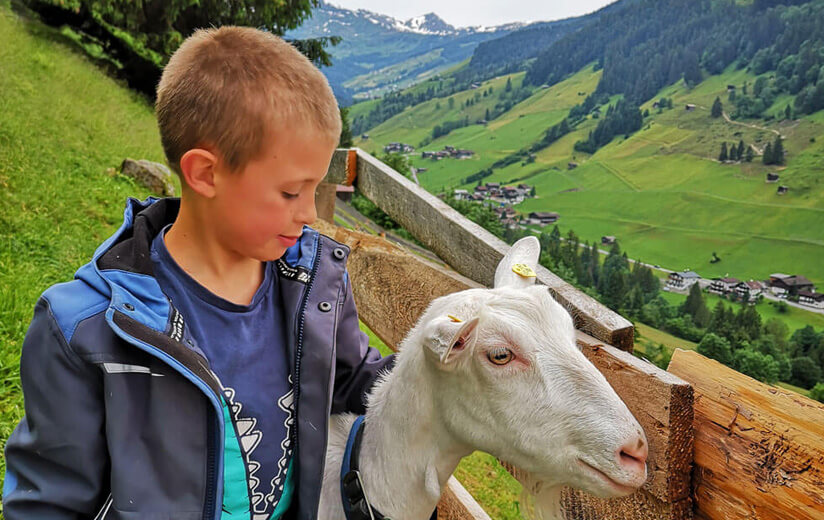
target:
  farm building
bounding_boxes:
[798,290,824,309]
[734,280,764,302]
[769,273,815,297]
[601,235,616,245]
[708,277,740,295]
[667,270,701,290]
[527,212,560,226]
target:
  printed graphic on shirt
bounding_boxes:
[222,378,295,520]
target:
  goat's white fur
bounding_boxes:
[318,237,647,520]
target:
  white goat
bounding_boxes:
[318,237,648,520]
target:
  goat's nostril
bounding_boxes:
[618,437,648,471]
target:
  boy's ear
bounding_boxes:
[179,148,219,198]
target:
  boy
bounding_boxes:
[3,26,393,519]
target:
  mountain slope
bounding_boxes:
[353,60,824,285]
[287,2,521,102]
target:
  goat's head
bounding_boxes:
[413,237,647,499]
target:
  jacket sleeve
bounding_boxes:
[331,273,395,415]
[3,298,109,519]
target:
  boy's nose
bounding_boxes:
[298,199,317,225]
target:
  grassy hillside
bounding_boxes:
[354,63,824,290]
[0,1,162,479]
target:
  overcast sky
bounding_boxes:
[328,0,617,28]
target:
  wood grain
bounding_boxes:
[668,349,824,520]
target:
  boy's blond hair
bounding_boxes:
[156,26,341,175]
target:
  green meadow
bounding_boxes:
[356,63,824,288]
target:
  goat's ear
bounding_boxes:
[423,315,480,366]
[494,236,540,289]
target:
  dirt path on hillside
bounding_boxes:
[722,111,783,140]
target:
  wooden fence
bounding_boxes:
[318,148,824,520]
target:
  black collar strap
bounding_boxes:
[340,416,437,520]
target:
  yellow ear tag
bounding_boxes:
[447,314,462,323]
[511,263,537,278]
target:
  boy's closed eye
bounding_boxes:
[282,191,300,200]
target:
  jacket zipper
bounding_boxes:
[292,238,322,461]
[204,410,219,520]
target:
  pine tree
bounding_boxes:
[711,96,723,118]
[745,145,754,162]
[785,105,792,120]
[719,142,728,161]
[729,144,738,161]
[763,142,773,165]
[505,77,512,92]
[484,108,490,121]
[737,140,745,160]
[772,135,784,164]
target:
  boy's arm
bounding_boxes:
[331,273,395,415]
[3,298,109,519]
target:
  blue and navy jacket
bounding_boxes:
[2,197,394,520]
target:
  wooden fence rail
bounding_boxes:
[323,148,635,352]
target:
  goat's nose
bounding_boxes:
[617,435,648,475]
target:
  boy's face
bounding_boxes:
[211,127,337,262]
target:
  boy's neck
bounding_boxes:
[163,201,264,306]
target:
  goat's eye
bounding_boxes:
[487,347,513,365]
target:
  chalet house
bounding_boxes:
[470,82,481,89]
[527,212,560,226]
[568,162,579,170]
[455,149,474,159]
[384,142,414,153]
[652,101,660,109]
[477,119,488,125]
[777,185,789,195]
[601,236,616,245]
[708,277,740,295]
[453,189,469,201]
[735,280,764,302]
[501,218,520,229]
[667,270,701,290]
[518,184,531,190]
[444,146,456,153]
[474,185,488,193]
[417,167,428,173]
[727,85,736,91]
[799,291,824,309]
[766,173,779,183]
[685,104,696,111]
[769,273,815,297]
[470,193,485,201]
[361,134,370,140]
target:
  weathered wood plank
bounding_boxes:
[437,478,493,520]
[322,148,635,351]
[314,183,337,222]
[559,333,694,520]
[668,349,824,520]
[315,222,693,519]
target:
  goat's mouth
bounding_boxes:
[576,459,639,496]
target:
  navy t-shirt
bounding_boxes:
[150,226,294,519]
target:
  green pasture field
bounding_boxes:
[353,61,824,289]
